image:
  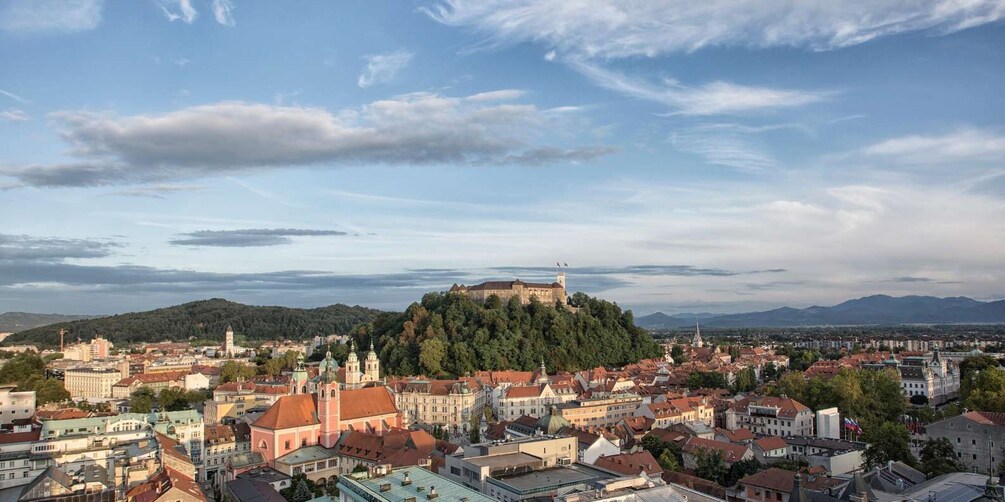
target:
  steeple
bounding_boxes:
[345,341,361,387]
[290,353,308,394]
[317,346,340,448]
[693,323,704,348]
[364,337,380,383]
[536,359,549,384]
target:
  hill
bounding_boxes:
[3,299,382,348]
[359,291,664,377]
[0,312,98,333]
[636,295,1005,329]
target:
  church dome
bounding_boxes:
[536,406,571,435]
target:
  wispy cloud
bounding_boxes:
[0,0,103,34]
[863,127,1005,165]
[106,184,204,198]
[358,50,414,88]
[212,0,236,26]
[158,0,197,24]
[426,0,1005,57]
[170,228,349,247]
[2,91,613,187]
[570,60,829,115]
[0,110,29,122]
[0,89,30,104]
[0,233,119,261]
[171,57,191,67]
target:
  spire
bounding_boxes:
[693,323,703,348]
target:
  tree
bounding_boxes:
[694,449,727,485]
[726,458,762,486]
[863,422,917,468]
[159,387,189,411]
[671,345,687,364]
[34,378,70,405]
[910,394,929,405]
[484,406,495,422]
[130,387,156,413]
[762,362,780,381]
[734,367,757,392]
[920,438,964,478]
[289,480,314,502]
[960,354,1000,381]
[687,372,727,390]
[220,361,256,383]
[658,450,681,472]
[468,412,481,444]
[962,366,1005,412]
[419,338,446,376]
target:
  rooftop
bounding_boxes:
[339,465,493,502]
[488,463,614,495]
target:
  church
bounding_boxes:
[250,344,402,464]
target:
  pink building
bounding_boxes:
[250,351,402,464]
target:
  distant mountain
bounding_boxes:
[636,295,1005,329]
[2,299,382,349]
[0,312,98,334]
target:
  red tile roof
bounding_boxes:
[963,411,1005,426]
[252,394,318,430]
[683,437,750,463]
[0,430,40,444]
[595,451,663,476]
[340,387,398,420]
[754,436,789,451]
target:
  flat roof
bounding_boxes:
[339,466,493,502]
[488,464,614,495]
[897,472,1002,502]
[466,452,541,470]
[275,445,335,465]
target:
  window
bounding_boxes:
[285,440,291,450]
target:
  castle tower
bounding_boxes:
[556,272,566,288]
[317,349,341,448]
[290,354,309,395]
[693,323,704,348]
[345,341,361,387]
[224,325,235,357]
[364,338,380,383]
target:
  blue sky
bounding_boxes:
[1,0,1004,315]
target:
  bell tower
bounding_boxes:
[345,341,361,388]
[290,354,308,395]
[317,350,341,448]
[364,338,380,383]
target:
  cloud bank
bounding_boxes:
[170,228,349,247]
[3,91,613,187]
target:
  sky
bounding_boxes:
[1,0,1004,316]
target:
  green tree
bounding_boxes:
[726,458,762,486]
[762,362,780,381]
[920,437,964,478]
[33,378,70,405]
[686,372,727,390]
[671,345,687,364]
[694,449,727,485]
[734,367,757,392]
[130,387,156,413]
[863,422,917,468]
[289,480,314,502]
[419,338,447,376]
[658,450,681,472]
[963,366,1005,412]
[220,361,256,383]
[469,412,481,444]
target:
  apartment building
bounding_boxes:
[63,367,124,399]
[725,395,815,437]
[390,378,484,432]
[927,411,1005,475]
[556,393,643,428]
[0,385,35,426]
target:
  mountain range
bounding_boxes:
[636,295,1005,329]
[0,312,98,334]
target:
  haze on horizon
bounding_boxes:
[1,1,1003,316]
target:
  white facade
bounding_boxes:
[0,386,35,426]
[816,408,840,440]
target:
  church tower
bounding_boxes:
[224,325,235,357]
[693,323,704,348]
[364,339,380,383]
[317,349,341,448]
[536,359,549,384]
[290,354,309,395]
[345,341,361,388]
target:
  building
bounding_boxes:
[632,396,715,428]
[0,385,35,427]
[337,465,494,502]
[556,393,644,429]
[449,273,568,306]
[343,341,382,389]
[816,408,840,440]
[333,428,458,475]
[250,351,403,465]
[593,451,663,478]
[223,325,237,358]
[897,348,960,405]
[111,371,188,398]
[205,381,288,423]
[783,436,865,475]
[440,435,578,493]
[682,437,753,469]
[495,363,577,422]
[726,395,815,437]
[737,468,844,502]
[927,411,1005,474]
[391,378,484,432]
[63,367,124,399]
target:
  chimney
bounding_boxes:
[402,471,412,486]
[428,486,438,500]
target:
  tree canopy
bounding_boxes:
[0,352,69,405]
[362,292,664,376]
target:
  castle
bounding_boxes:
[450,272,568,306]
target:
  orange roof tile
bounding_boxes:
[252,394,318,430]
[340,386,398,420]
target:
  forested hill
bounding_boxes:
[3,299,381,348]
[360,292,664,377]
[0,312,99,333]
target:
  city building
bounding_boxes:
[63,367,124,399]
[926,411,1005,474]
[737,468,844,502]
[204,423,252,485]
[896,348,960,405]
[440,435,578,492]
[343,340,382,389]
[338,465,494,502]
[783,436,865,475]
[449,273,568,306]
[556,393,644,428]
[726,395,815,437]
[250,351,403,464]
[816,408,841,440]
[632,396,715,428]
[0,385,35,427]
[332,428,458,475]
[390,378,484,431]
[496,363,577,422]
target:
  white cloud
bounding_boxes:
[4,91,614,187]
[0,110,29,122]
[571,60,829,115]
[357,50,414,88]
[863,128,1005,165]
[212,0,236,26]
[426,0,1005,57]
[159,0,197,24]
[172,57,191,67]
[0,0,102,34]
[0,89,29,104]
[671,127,776,173]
